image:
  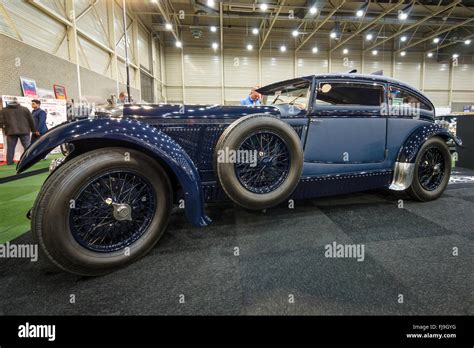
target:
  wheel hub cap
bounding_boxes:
[112,203,132,221]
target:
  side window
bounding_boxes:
[315,81,384,106]
[389,86,432,111]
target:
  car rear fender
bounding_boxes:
[389,123,462,191]
[17,118,211,227]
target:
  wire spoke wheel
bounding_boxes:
[235,131,291,194]
[417,147,445,191]
[69,170,157,252]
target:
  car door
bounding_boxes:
[304,79,387,164]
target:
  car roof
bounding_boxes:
[257,73,432,105]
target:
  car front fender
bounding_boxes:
[389,122,462,191]
[17,117,211,227]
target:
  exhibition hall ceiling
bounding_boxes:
[132,0,474,57]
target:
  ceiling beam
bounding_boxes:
[396,17,474,52]
[426,33,474,53]
[153,0,180,42]
[366,0,461,52]
[295,0,346,52]
[331,0,404,52]
[259,0,286,51]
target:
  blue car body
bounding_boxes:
[18,73,461,227]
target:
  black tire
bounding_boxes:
[31,147,172,276]
[407,137,451,201]
[214,114,303,210]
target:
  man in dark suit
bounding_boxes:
[0,98,35,165]
[31,99,48,144]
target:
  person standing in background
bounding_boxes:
[31,99,48,144]
[118,92,129,104]
[240,87,262,106]
[0,98,35,165]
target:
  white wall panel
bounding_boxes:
[225,87,252,105]
[166,87,183,103]
[185,88,222,104]
[261,50,293,85]
[424,91,449,107]
[331,51,361,73]
[78,36,111,77]
[452,64,474,91]
[154,43,162,82]
[1,0,67,57]
[114,3,134,64]
[118,61,137,89]
[425,61,449,90]
[452,91,474,102]
[75,0,110,49]
[36,0,66,18]
[394,52,421,89]
[296,51,328,76]
[164,49,182,87]
[364,52,392,76]
[224,49,258,87]
[183,48,222,87]
[138,25,150,71]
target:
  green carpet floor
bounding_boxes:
[0,154,63,243]
[0,153,62,179]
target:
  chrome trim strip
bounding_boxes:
[389,162,415,191]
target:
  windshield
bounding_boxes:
[262,85,310,109]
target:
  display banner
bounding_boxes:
[0,95,67,162]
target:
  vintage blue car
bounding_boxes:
[17,73,462,275]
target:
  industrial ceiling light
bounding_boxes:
[366,33,373,41]
[433,37,440,44]
[312,46,318,53]
[330,22,341,40]
[427,52,433,58]
[207,0,215,7]
[343,48,348,54]
[400,36,407,42]
[309,6,317,15]
[356,1,368,17]
[212,42,219,50]
[280,45,286,52]
[260,3,268,11]
[247,44,253,51]
[252,28,259,35]
[398,3,412,21]
[372,50,378,55]
[400,51,406,56]
[165,23,172,30]
[398,11,408,20]
[292,30,299,37]
[175,40,182,48]
[210,26,217,32]
[452,53,459,58]
[465,39,472,45]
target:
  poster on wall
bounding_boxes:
[54,84,67,100]
[37,88,55,99]
[20,77,38,97]
[0,95,67,162]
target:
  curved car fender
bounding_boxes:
[389,123,462,191]
[17,118,211,227]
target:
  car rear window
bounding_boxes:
[389,86,433,111]
[315,81,384,106]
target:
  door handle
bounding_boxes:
[310,119,322,124]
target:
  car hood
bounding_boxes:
[119,103,281,120]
